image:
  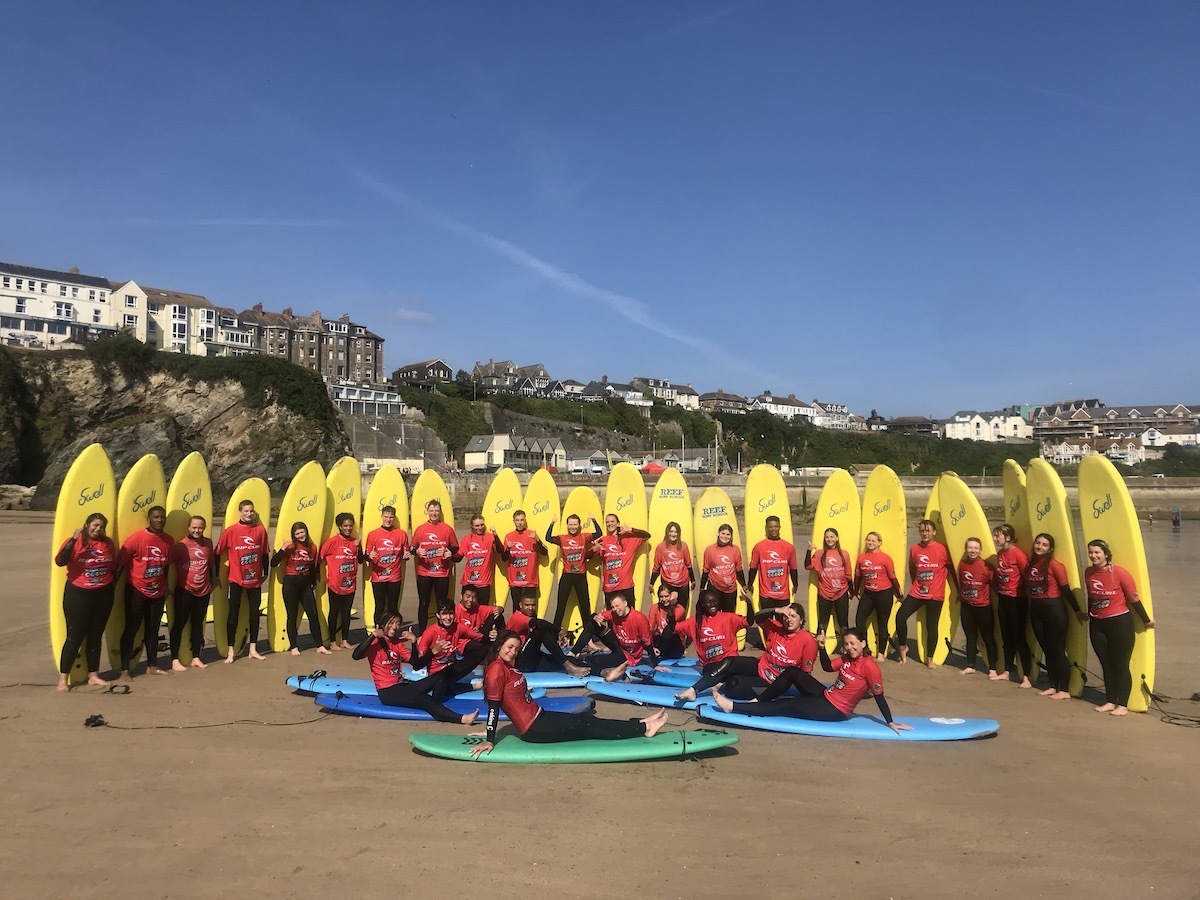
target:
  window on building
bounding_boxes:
[172,322,186,340]
[202,310,215,323]
[15,298,26,313]
[93,309,102,323]
[220,314,236,327]
[0,315,19,328]
[124,314,138,328]
[59,285,67,296]
[173,305,186,320]
[125,295,137,308]
[365,355,372,363]
[40,282,47,293]
[26,320,45,332]
[99,291,106,301]
[55,301,74,319]
[89,290,96,301]
[148,302,160,313]
[201,327,214,342]
[47,322,67,335]
[0,276,8,288]
[71,287,78,298]
[308,348,315,358]
[338,351,345,360]
[15,278,23,289]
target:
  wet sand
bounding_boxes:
[2,512,1197,899]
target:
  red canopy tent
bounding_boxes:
[640,461,667,475]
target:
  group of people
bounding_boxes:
[55,495,1155,721]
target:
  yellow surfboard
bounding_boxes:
[411,468,456,625]
[480,468,521,607]
[1078,454,1156,712]
[744,464,794,623]
[937,473,1005,672]
[1026,459,1087,695]
[268,461,328,652]
[320,456,361,637]
[212,477,271,657]
[648,467,695,615]
[604,462,649,609]
[807,469,861,654]
[692,486,747,647]
[105,454,168,673]
[522,468,561,619]
[49,443,118,682]
[360,465,408,630]
[859,465,905,657]
[1002,459,1042,678]
[164,451,212,666]
[914,477,958,666]
[559,486,603,636]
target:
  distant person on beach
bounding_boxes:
[1084,539,1155,716]
[272,521,330,656]
[168,515,217,670]
[216,498,270,663]
[649,521,695,615]
[1024,532,1084,700]
[410,500,459,635]
[319,512,362,649]
[545,513,602,629]
[992,524,1033,687]
[853,531,901,659]
[592,514,651,608]
[500,509,546,610]
[805,526,850,643]
[363,505,409,627]
[893,519,956,668]
[469,630,669,757]
[459,514,503,606]
[118,505,175,681]
[956,537,1002,681]
[1172,508,1181,532]
[699,523,750,613]
[55,512,118,691]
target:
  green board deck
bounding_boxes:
[408,728,738,764]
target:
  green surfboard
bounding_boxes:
[408,728,738,764]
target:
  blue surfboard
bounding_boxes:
[696,703,1000,741]
[628,665,698,687]
[587,679,706,710]
[399,665,586,689]
[287,675,557,695]
[315,692,593,721]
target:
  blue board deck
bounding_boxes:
[288,674,557,695]
[315,692,594,721]
[587,679,706,710]
[696,704,1000,741]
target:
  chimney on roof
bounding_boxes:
[253,303,263,313]
[602,375,608,383]
[69,267,80,274]
[282,307,293,316]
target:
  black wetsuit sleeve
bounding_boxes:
[1061,587,1081,614]
[746,569,758,590]
[1130,600,1152,625]
[873,693,895,725]
[790,567,800,589]
[352,634,377,661]
[55,538,76,567]
[544,522,556,541]
[687,565,696,585]
[485,700,502,744]
[270,548,287,568]
[592,522,602,541]
[699,572,710,591]
[804,549,814,568]
[357,547,369,564]
[736,570,748,588]
[818,646,836,673]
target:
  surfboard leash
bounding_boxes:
[1142,676,1200,728]
[81,710,336,730]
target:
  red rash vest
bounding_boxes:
[599,609,653,666]
[217,522,270,588]
[553,531,593,575]
[994,545,1028,597]
[956,557,995,608]
[824,654,885,715]
[805,547,850,600]
[1024,557,1068,600]
[907,541,952,601]
[411,521,459,579]
[596,534,646,591]
[855,550,899,593]
[171,535,216,596]
[319,533,360,595]
[504,529,541,588]
[758,619,818,682]
[1084,564,1140,619]
[459,532,499,588]
[364,527,408,583]
[120,529,175,599]
[702,543,744,592]
[484,658,541,735]
[653,543,693,587]
[366,635,412,690]
[60,536,117,589]
[676,612,747,663]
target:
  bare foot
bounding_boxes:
[172,660,187,672]
[961,667,976,676]
[925,661,938,670]
[147,666,170,676]
[248,645,266,660]
[461,710,479,725]
[117,671,133,684]
[674,687,697,703]
[1110,706,1129,716]
[289,648,301,656]
[988,671,1005,681]
[1050,691,1071,700]
[1038,687,1056,696]
[86,674,110,686]
[328,642,341,651]
[317,646,332,655]
[1095,702,1116,713]
[225,649,236,664]
[564,660,590,678]
[1018,677,1032,689]
[897,646,908,666]
[190,658,207,669]
[601,662,628,683]
[340,640,353,650]
[642,709,669,738]
[710,685,734,713]
[55,677,69,693]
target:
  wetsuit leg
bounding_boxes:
[688,656,759,695]
[521,709,643,742]
[893,596,923,651]
[976,603,999,671]
[119,586,150,669]
[653,632,686,661]
[856,589,893,656]
[715,589,737,613]
[169,586,190,660]
[374,581,401,627]
[142,596,166,669]
[301,582,323,648]
[376,680,471,723]
[833,593,850,633]
[226,582,244,649]
[1091,614,1135,705]
[1031,597,1069,691]
[59,584,91,674]
[757,665,827,702]
[960,602,980,669]
[731,695,847,721]
[245,586,263,644]
[189,591,210,658]
[86,585,114,672]
[282,575,304,650]
[668,582,692,616]
[922,599,942,661]
[816,596,834,636]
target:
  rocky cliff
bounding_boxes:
[0,344,351,509]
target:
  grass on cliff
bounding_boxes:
[83,334,343,435]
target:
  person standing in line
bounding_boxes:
[1024,532,1083,700]
[459,514,504,606]
[216,498,271,663]
[168,514,217,670]
[699,524,750,613]
[649,521,696,615]
[118,505,175,681]
[501,509,546,610]
[853,531,901,660]
[319,512,363,649]
[893,519,956,669]
[545,514,602,630]
[272,521,330,656]
[992,524,1033,688]
[363,505,409,628]
[54,512,118,691]
[1084,539,1154,716]
[410,500,459,635]
[956,537,1003,680]
[592,514,651,608]
[805,527,851,644]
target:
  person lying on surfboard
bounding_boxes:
[710,628,912,735]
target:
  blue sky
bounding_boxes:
[3,1,1197,417]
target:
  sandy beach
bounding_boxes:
[2,511,1197,899]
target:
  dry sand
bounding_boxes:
[2,511,1197,899]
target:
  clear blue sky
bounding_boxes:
[3,1,1197,417]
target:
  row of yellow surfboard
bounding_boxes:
[49,449,1155,710]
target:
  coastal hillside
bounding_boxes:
[0,337,350,508]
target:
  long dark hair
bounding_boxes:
[290,521,316,553]
[486,629,522,665]
[1030,531,1056,562]
[820,528,843,569]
